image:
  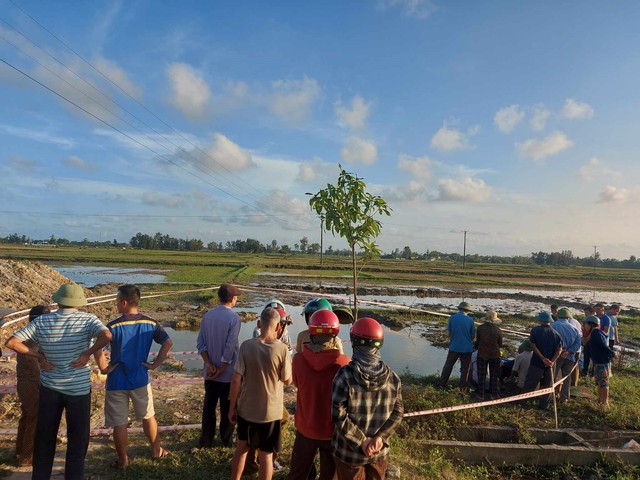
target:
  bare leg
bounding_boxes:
[231,440,250,480]
[258,450,274,480]
[113,425,129,468]
[143,416,162,457]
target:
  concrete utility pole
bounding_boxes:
[462,230,468,270]
[320,214,324,267]
[593,245,598,273]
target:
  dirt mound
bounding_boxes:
[0,260,71,311]
[0,260,118,342]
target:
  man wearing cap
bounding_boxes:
[607,304,621,350]
[196,283,242,449]
[436,301,476,390]
[551,308,582,403]
[521,311,563,410]
[5,283,111,480]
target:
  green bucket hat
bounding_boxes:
[557,307,571,319]
[52,284,87,307]
[458,301,472,312]
[333,305,354,325]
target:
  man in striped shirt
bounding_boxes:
[5,283,111,480]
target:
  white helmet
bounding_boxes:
[264,298,286,311]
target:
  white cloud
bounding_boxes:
[178,132,255,173]
[341,136,378,165]
[0,124,75,149]
[296,157,333,183]
[437,177,492,202]
[268,76,320,126]
[531,106,551,131]
[561,98,594,120]
[258,190,308,215]
[142,192,186,208]
[598,186,630,203]
[94,56,142,99]
[517,132,573,161]
[577,157,621,182]
[431,124,473,152]
[494,105,525,133]
[167,63,211,119]
[63,155,97,171]
[335,95,371,130]
[378,0,437,19]
[397,154,439,181]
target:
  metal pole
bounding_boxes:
[463,230,467,269]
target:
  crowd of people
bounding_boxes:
[437,301,619,409]
[3,284,404,480]
[1,283,622,479]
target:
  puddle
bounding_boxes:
[49,265,169,287]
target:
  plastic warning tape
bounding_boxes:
[0,423,202,437]
[0,376,205,394]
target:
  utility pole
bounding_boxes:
[593,245,598,273]
[320,214,324,267]
[462,230,468,269]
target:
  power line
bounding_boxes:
[0,209,306,219]
[2,3,299,218]
[0,56,306,230]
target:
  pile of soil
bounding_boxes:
[0,260,117,342]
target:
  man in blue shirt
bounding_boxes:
[594,303,611,337]
[551,308,582,402]
[196,283,242,448]
[522,311,563,410]
[436,302,475,389]
[607,304,620,349]
[97,284,172,468]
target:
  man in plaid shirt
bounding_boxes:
[331,317,403,479]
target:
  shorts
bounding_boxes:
[594,363,610,389]
[105,383,155,427]
[236,416,281,453]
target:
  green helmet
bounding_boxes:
[303,298,332,323]
[584,315,600,327]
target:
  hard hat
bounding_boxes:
[302,298,332,322]
[308,310,340,337]
[350,317,384,349]
[557,307,571,319]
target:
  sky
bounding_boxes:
[1,0,639,259]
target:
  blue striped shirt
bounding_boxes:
[14,308,107,395]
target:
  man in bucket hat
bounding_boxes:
[521,311,563,410]
[436,301,476,390]
[5,283,111,480]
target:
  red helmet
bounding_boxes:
[308,310,340,337]
[350,317,384,349]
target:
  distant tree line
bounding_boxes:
[1,232,638,268]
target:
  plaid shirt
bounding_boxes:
[331,361,403,465]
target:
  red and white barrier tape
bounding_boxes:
[0,376,205,394]
[0,423,202,437]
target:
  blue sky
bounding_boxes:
[1,0,639,258]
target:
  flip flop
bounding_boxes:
[152,448,170,460]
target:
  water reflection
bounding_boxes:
[50,265,169,287]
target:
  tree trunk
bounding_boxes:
[352,243,358,320]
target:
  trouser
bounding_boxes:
[438,351,472,388]
[33,386,91,480]
[334,455,388,480]
[476,357,501,397]
[582,343,592,375]
[199,380,233,447]
[554,357,575,401]
[16,379,40,465]
[522,364,553,409]
[287,431,335,480]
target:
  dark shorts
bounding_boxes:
[236,416,281,453]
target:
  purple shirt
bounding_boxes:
[196,305,241,383]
